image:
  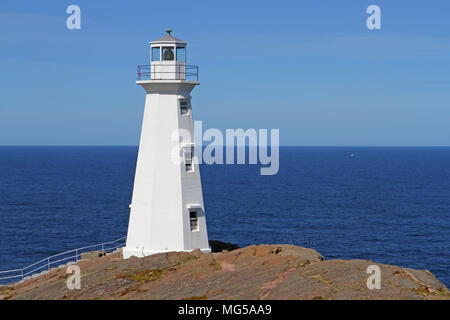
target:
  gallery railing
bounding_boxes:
[137,64,199,81]
[0,236,126,284]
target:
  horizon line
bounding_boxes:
[0,145,450,148]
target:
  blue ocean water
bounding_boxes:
[0,146,449,286]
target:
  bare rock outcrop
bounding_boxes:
[1,244,448,300]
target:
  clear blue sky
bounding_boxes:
[1,0,449,146]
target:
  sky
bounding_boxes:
[0,0,449,146]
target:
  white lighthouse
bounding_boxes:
[123,30,210,259]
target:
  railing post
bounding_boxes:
[102,243,104,254]
[21,269,24,281]
[75,249,78,262]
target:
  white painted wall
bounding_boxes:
[123,80,210,258]
[150,61,186,80]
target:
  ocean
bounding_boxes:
[0,146,449,286]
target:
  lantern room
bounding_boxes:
[150,29,188,80]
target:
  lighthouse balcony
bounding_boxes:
[137,64,198,81]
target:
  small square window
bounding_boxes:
[180,100,189,115]
[189,210,199,231]
[184,145,194,172]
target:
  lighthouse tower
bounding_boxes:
[123,30,210,259]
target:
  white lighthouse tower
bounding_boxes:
[123,30,210,259]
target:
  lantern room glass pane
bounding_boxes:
[176,47,186,62]
[151,47,160,61]
[162,47,174,61]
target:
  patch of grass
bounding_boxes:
[411,285,450,297]
[296,259,313,268]
[182,255,198,264]
[105,266,117,271]
[411,286,432,296]
[181,295,208,300]
[81,270,95,277]
[0,286,13,294]
[211,261,222,271]
[311,274,339,292]
[119,269,164,283]
[436,288,450,297]
[312,296,326,300]
[0,291,14,300]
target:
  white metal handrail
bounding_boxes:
[0,236,126,284]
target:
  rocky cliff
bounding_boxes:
[1,243,449,300]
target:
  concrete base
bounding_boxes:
[122,247,211,259]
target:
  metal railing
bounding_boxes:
[137,64,199,81]
[0,236,126,284]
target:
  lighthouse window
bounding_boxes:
[151,47,160,61]
[189,210,199,232]
[176,47,186,62]
[180,100,189,115]
[162,47,174,61]
[184,145,194,172]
